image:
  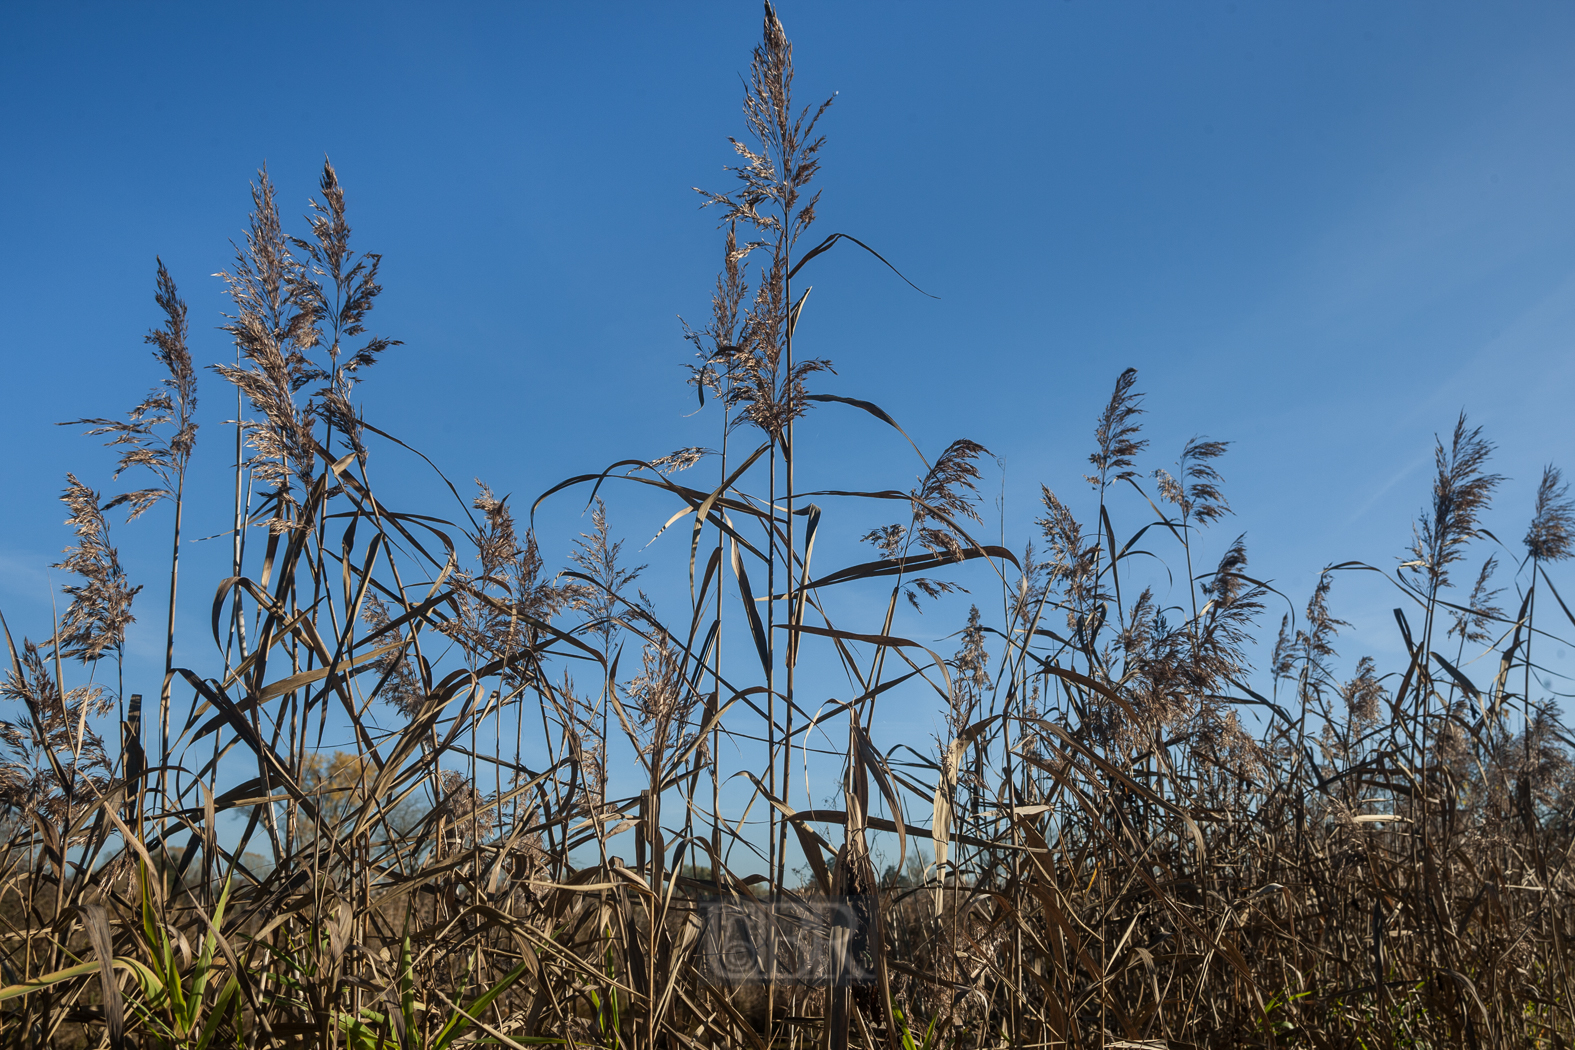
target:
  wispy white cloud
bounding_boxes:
[1345,449,1432,528]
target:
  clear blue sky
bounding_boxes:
[5,2,1575,775]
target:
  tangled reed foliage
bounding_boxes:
[4,6,1575,1049]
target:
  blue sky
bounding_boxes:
[4,2,1575,822]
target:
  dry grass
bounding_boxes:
[2,4,1574,1048]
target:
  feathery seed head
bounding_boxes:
[1088,368,1147,488]
[1525,464,1575,563]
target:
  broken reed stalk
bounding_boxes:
[2,5,1575,1049]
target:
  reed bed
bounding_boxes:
[2,5,1573,1048]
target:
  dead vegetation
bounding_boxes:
[1,5,1574,1048]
